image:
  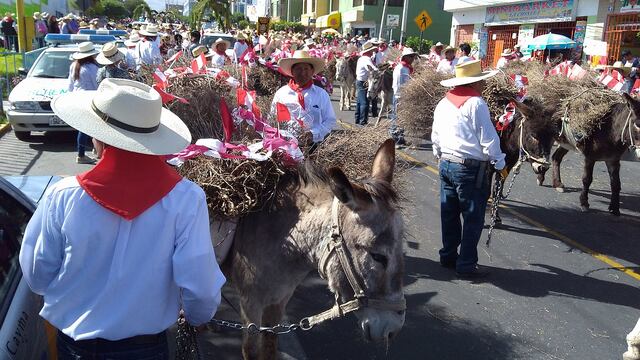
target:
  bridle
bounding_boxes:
[301,197,406,328]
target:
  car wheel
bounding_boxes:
[14,131,31,141]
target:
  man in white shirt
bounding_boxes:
[373,38,388,66]
[436,46,458,74]
[124,34,140,70]
[20,78,225,357]
[432,60,507,279]
[207,38,230,67]
[233,32,249,63]
[273,50,336,144]
[390,47,418,146]
[457,43,474,64]
[355,41,377,125]
[136,25,162,68]
[496,49,514,69]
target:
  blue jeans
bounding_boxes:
[438,160,490,272]
[77,131,92,157]
[355,80,370,125]
[57,330,169,359]
[388,96,404,142]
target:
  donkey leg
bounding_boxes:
[579,158,596,212]
[605,160,622,216]
[551,147,569,192]
[240,302,263,360]
[340,86,345,111]
[259,301,287,360]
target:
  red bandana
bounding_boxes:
[446,86,481,108]
[77,147,182,220]
[400,60,414,74]
[288,79,313,110]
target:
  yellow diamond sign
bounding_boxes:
[415,10,432,32]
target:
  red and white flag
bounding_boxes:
[165,50,183,64]
[237,88,262,119]
[496,101,516,131]
[152,84,189,104]
[599,69,624,92]
[190,53,206,74]
[548,61,571,77]
[153,67,168,88]
[568,64,587,80]
[275,102,291,123]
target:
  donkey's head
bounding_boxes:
[622,93,640,157]
[336,56,348,81]
[367,66,385,100]
[512,98,557,174]
[324,139,405,342]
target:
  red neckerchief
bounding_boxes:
[77,147,181,220]
[446,86,481,108]
[288,79,313,110]
[400,60,413,74]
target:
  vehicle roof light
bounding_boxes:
[78,29,128,37]
[44,34,117,45]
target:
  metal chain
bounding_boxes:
[209,317,314,335]
[486,177,503,247]
[501,158,523,200]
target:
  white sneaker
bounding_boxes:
[76,156,96,164]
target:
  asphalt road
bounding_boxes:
[1,93,639,360]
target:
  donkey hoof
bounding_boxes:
[555,187,565,193]
[609,208,621,216]
[580,205,589,212]
[537,179,543,186]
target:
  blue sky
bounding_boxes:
[147,0,167,11]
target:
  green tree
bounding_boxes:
[101,0,129,19]
[231,12,247,26]
[271,21,304,33]
[132,2,152,20]
[405,36,432,54]
[124,0,148,17]
[191,0,231,31]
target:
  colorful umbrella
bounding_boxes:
[526,33,576,50]
[321,28,340,35]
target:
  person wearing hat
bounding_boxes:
[233,32,249,64]
[428,41,445,63]
[272,50,336,145]
[33,12,48,48]
[621,50,640,94]
[437,46,458,75]
[67,42,100,164]
[167,33,183,59]
[19,78,226,358]
[207,38,230,67]
[67,13,80,33]
[431,60,506,278]
[60,15,72,34]
[47,14,60,34]
[0,12,18,51]
[354,41,378,125]
[389,47,419,146]
[513,44,524,59]
[496,49,514,69]
[96,42,130,85]
[373,39,388,66]
[136,25,162,67]
[124,34,141,70]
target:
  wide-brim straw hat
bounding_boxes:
[72,41,99,60]
[400,47,418,59]
[443,45,456,54]
[213,37,230,49]
[96,42,125,65]
[278,50,325,77]
[124,34,140,47]
[360,41,376,55]
[139,25,159,37]
[501,48,514,57]
[51,78,191,155]
[608,61,632,76]
[440,60,498,87]
[435,42,444,47]
[33,12,41,19]
[235,32,247,40]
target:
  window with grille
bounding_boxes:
[388,0,402,6]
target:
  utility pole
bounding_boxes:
[16,0,26,52]
[378,0,388,39]
[400,0,409,44]
[287,0,291,21]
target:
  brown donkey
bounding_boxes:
[224,139,406,360]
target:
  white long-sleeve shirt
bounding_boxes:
[67,62,99,92]
[271,84,336,142]
[356,55,377,82]
[431,95,506,170]
[436,58,458,75]
[19,176,226,341]
[209,52,226,67]
[125,47,139,70]
[233,41,248,63]
[392,64,411,98]
[135,39,162,67]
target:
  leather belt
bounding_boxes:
[58,330,166,351]
[441,153,487,167]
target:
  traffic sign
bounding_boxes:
[387,14,400,28]
[415,10,432,32]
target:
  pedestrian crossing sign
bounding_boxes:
[415,10,432,32]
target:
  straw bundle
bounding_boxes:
[396,66,451,139]
[178,152,298,219]
[325,58,337,84]
[483,72,520,119]
[383,47,402,64]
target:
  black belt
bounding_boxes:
[440,153,487,167]
[58,330,166,351]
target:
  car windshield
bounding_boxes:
[29,51,73,79]
[203,35,236,48]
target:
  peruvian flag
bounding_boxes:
[599,70,624,92]
[496,101,516,131]
[548,61,571,77]
[632,79,640,94]
[237,88,262,119]
[153,67,168,88]
[219,98,234,143]
[239,47,258,65]
[275,102,291,123]
[191,53,206,74]
[152,84,189,104]
[568,64,587,80]
[165,50,183,64]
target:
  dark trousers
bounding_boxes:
[57,330,169,360]
[438,159,490,273]
[77,131,92,157]
[355,80,369,125]
[370,97,378,118]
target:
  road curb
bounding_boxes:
[0,123,10,138]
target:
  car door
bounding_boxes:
[0,179,51,359]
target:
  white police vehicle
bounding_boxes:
[0,175,61,358]
[7,34,117,141]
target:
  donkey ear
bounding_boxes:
[328,167,356,205]
[371,139,396,183]
[512,98,534,117]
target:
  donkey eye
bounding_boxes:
[370,252,388,268]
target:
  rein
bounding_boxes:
[621,110,637,150]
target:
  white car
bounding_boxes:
[7,35,115,141]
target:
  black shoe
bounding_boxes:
[440,261,456,269]
[456,266,490,279]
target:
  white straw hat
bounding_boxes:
[139,24,159,37]
[400,47,417,59]
[72,42,99,60]
[51,78,191,155]
[278,50,325,77]
[360,41,376,55]
[440,60,498,87]
[96,42,125,65]
[212,37,230,49]
[124,34,140,47]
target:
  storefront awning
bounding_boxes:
[317,11,341,29]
